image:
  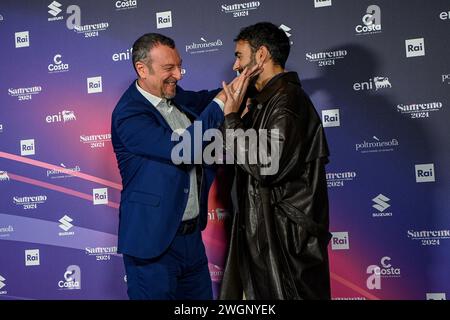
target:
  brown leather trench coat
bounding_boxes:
[219,72,332,300]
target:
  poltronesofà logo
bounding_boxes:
[46,163,81,179]
[185,37,223,54]
[0,225,14,238]
[355,136,399,153]
[209,263,224,282]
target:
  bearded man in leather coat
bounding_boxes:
[219,22,332,300]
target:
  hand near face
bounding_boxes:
[217,63,263,115]
[229,62,263,92]
[222,68,250,116]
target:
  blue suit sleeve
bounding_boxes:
[113,100,224,164]
[173,86,221,115]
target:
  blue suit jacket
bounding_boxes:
[111,81,223,259]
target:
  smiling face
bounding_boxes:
[136,44,183,99]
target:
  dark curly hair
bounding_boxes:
[234,22,290,68]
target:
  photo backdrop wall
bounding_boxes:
[0,0,449,300]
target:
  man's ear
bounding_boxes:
[135,61,147,79]
[257,45,270,64]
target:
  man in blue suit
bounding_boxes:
[111,33,254,299]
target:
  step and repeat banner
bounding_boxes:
[0,0,449,300]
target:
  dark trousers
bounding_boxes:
[123,222,212,300]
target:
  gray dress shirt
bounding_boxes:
[136,82,199,221]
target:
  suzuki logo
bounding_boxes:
[0,275,5,290]
[48,1,62,16]
[372,194,390,212]
[59,215,73,231]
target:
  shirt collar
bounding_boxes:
[135,81,173,113]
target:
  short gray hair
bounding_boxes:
[132,33,176,75]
